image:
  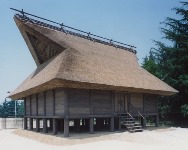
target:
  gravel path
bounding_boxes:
[0,127,188,150]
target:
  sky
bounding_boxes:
[0,0,181,103]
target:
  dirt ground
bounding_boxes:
[0,127,188,150]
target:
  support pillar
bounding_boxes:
[49,119,53,130]
[53,118,57,135]
[74,119,80,132]
[89,118,94,134]
[155,116,159,127]
[36,118,40,132]
[118,117,121,131]
[143,117,146,129]
[43,118,48,133]
[24,118,27,130]
[110,117,114,132]
[29,118,33,130]
[85,119,89,130]
[64,118,69,137]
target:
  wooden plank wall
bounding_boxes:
[114,92,127,112]
[26,96,30,116]
[130,93,143,113]
[24,88,158,117]
[69,89,90,115]
[38,92,44,116]
[144,94,158,113]
[31,94,36,115]
[55,88,65,115]
[91,90,111,114]
[46,90,53,116]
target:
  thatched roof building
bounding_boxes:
[9,14,177,100]
[9,12,178,136]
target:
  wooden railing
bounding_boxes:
[128,103,144,124]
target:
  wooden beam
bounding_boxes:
[89,118,94,134]
[143,117,146,129]
[52,89,55,116]
[111,91,115,114]
[29,118,33,130]
[52,118,57,135]
[24,117,27,130]
[64,89,69,116]
[155,115,159,127]
[143,94,145,113]
[43,92,46,116]
[64,118,69,137]
[36,118,40,132]
[36,94,38,116]
[110,117,114,132]
[74,119,80,132]
[24,98,26,116]
[89,89,93,115]
[43,118,48,133]
[30,96,32,116]
[118,116,121,131]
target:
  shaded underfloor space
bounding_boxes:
[24,117,128,137]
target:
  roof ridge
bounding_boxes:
[14,13,137,54]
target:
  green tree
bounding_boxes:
[0,100,24,118]
[142,49,160,78]
[143,2,188,121]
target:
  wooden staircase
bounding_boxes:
[119,112,143,133]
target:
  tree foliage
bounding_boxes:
[142,2,188,121]
[0,100,24,118]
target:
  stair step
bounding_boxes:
[134,122,141,125]
[133,128,143,132]
[134,126,142,128]
[125,120,135,123]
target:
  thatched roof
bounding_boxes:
[9,15,178,99]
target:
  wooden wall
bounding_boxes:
[26,96,30,116]
[55,88,65,115]
[31,94,36,115]
[144,94,158,114]
[130,93,143,113]
[91,90,111,114]
[69,89,90,115]
[46,90,53,116]
[114,92,127,112]
[24,88,158,117]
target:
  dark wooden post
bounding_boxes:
[44,92,46,116]
[118,116,121,131]
[36,94,38,116]
[89,118,94,134]
[24,118,27,130]
[24,98,26,117]
[74,119,80,132]
[30,96,32,116]
[110,117,114,132]
[49,119,53,130]
[53,118,57,135]
[43,118,48,133]
[143,117,146,129]
[64,89,69,137]
[36,118,40,132]
[29,118,33,130]
[85,119,89,130]
[155,115,159,127]
[64,118,69,137]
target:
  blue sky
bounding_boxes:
[0,0,181,102]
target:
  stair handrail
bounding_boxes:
[129,103,144,119]
[118,103,133,118]
[129,103,144,124]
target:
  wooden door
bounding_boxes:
[115,92,128,113]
